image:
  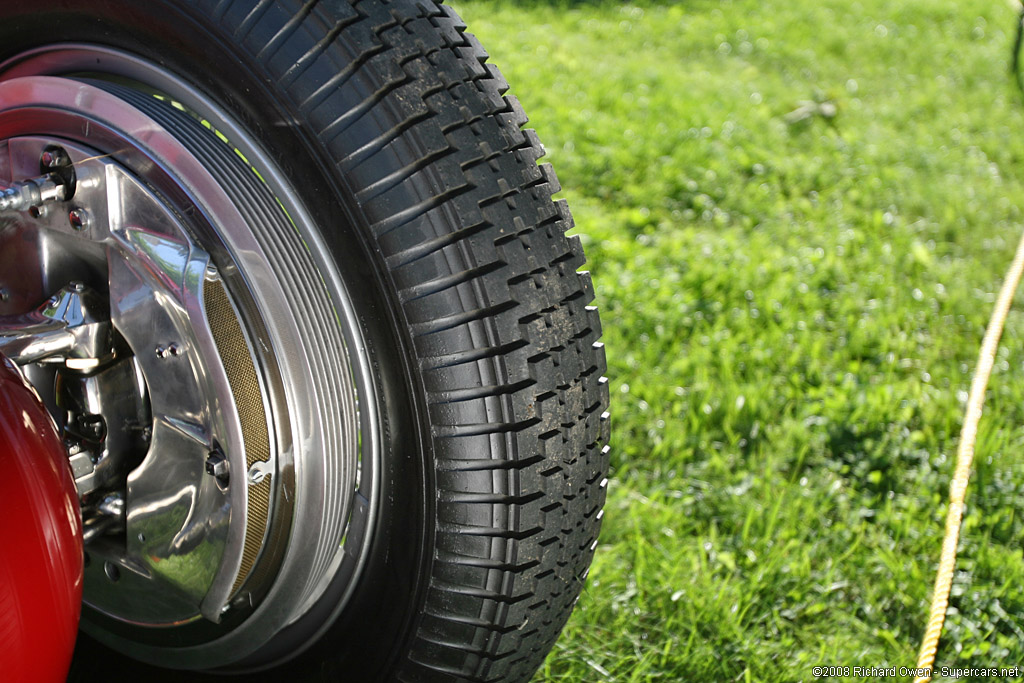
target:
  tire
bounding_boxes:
[0,1,608,682]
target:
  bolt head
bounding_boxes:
[41,150,59,168]
[247,463,271,485]
[69,208,90,231]
[205,451,230,487]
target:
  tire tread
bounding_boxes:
[210,1,609,680]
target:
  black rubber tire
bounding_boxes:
[0,1,609,681]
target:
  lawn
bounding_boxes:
[449,0,1024,680]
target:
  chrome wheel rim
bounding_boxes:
[0,50,381,669]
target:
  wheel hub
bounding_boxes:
[0,134,258,625]
[0,69,374,670]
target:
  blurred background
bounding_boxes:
[450,0,1024,680]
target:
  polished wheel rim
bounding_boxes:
[0,51,380,669]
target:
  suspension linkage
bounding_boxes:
[0,283,113,369]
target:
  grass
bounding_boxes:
[449,1,1024,680]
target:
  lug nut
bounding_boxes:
[69,207,90,231]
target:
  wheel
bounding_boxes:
[0,2,608,682]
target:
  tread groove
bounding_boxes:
[256,0,320,61]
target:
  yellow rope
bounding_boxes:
[913,229,1024,683]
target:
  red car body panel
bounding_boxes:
[0,356,82,683]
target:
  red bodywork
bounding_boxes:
[0,356,82,683]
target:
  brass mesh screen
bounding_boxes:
[203,278,272,595]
